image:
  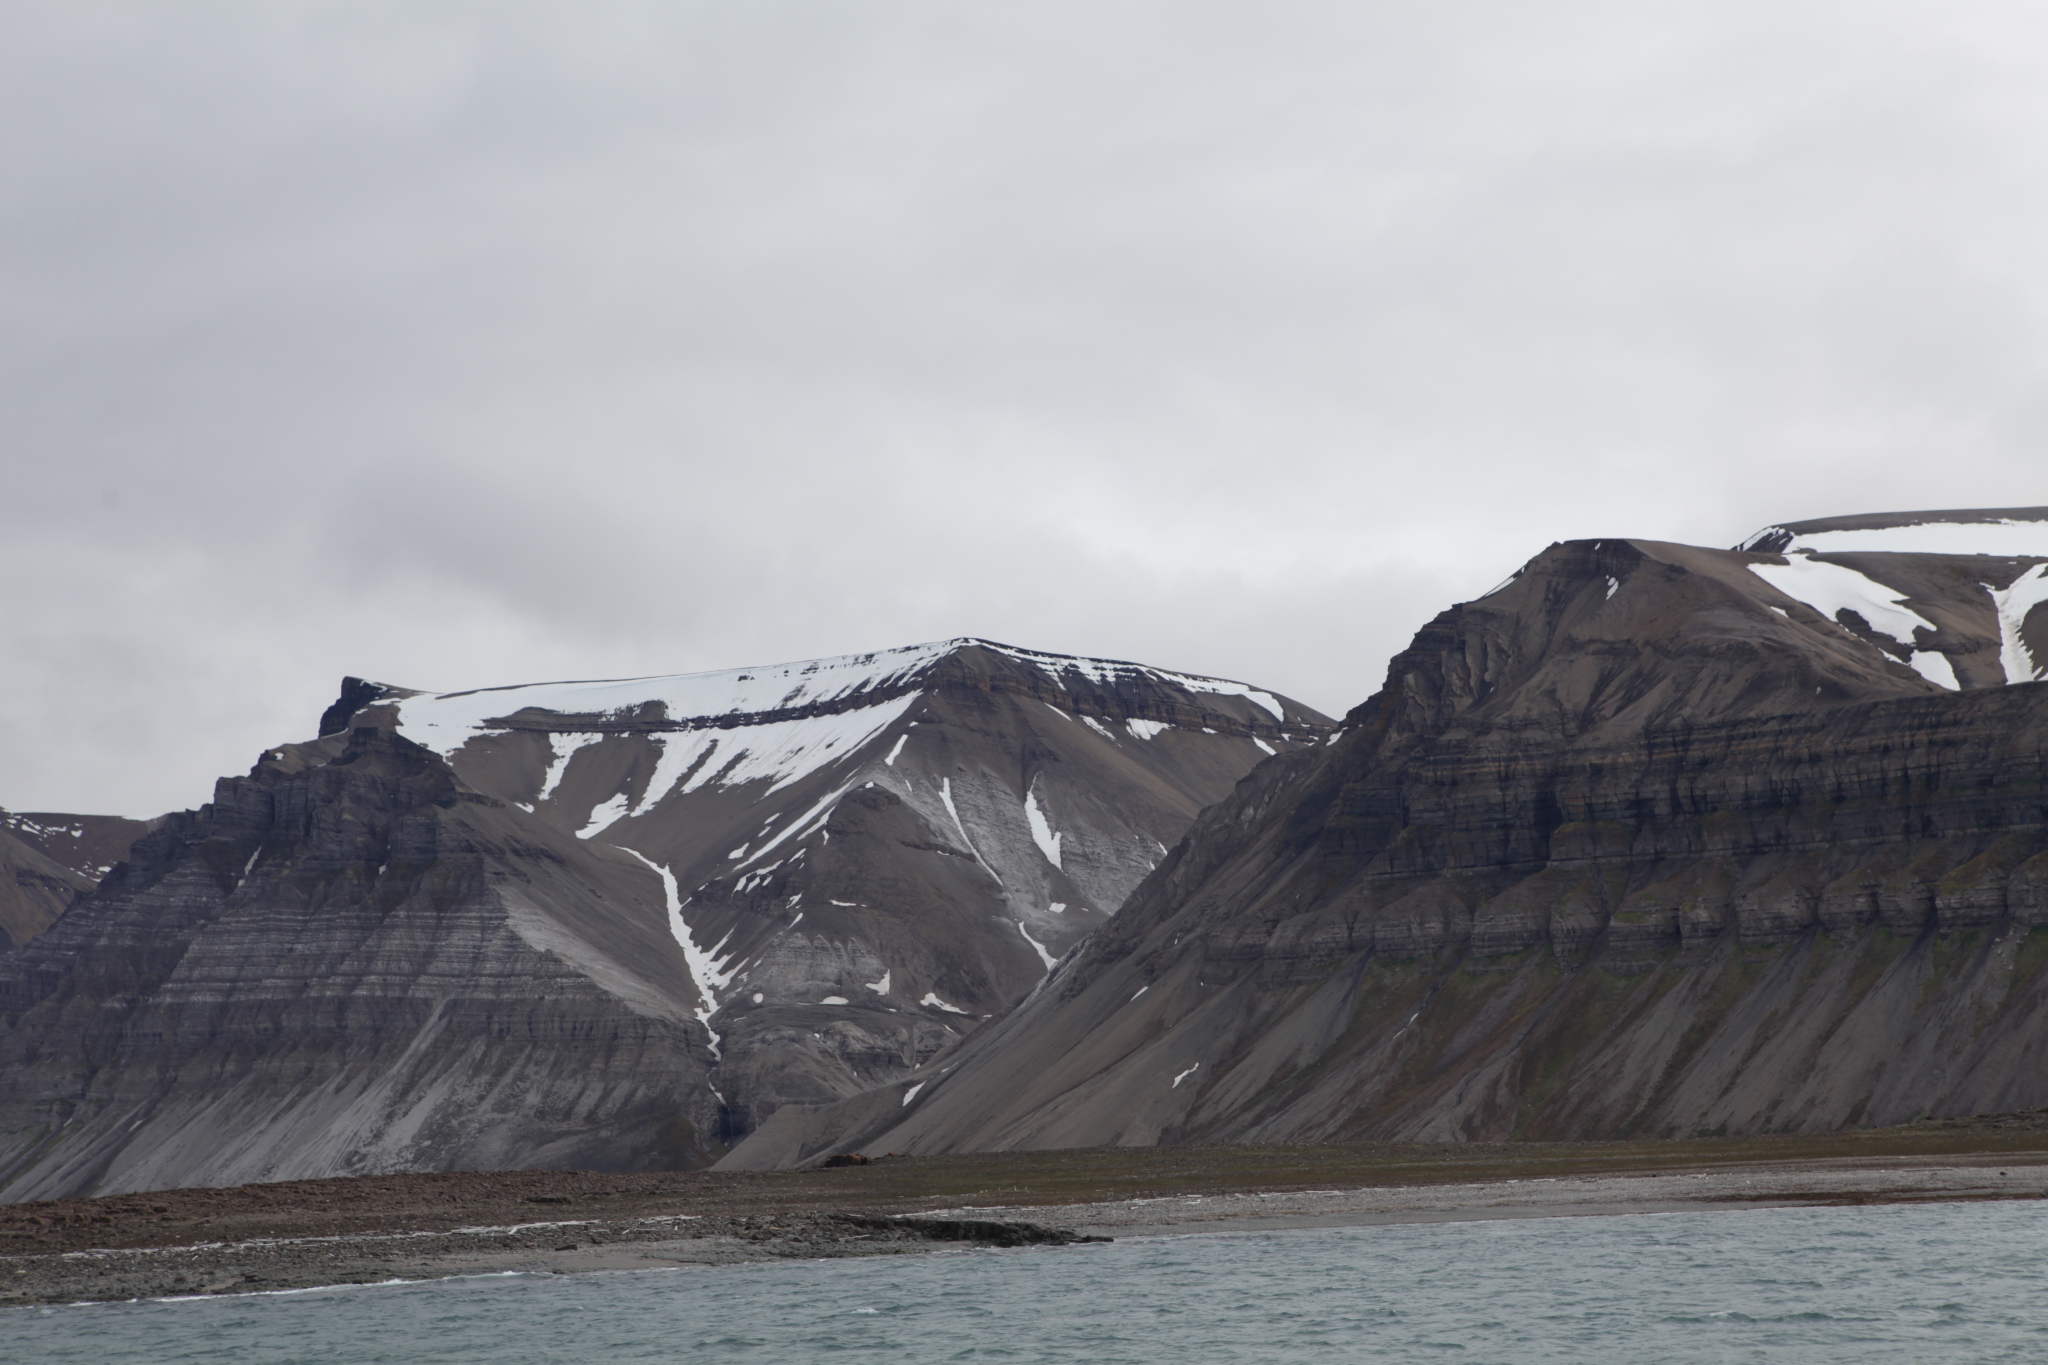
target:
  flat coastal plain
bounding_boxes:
[8,1114,2048,1307]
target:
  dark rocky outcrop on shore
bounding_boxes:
[726,510,2048,1165]
[0,641,1327,1197]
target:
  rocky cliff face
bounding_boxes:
[0,640,1331,1196]
[353,640,1333,1141]
[0,728,720,1200]
[723,509,2048,1167]
[0,811,158,952]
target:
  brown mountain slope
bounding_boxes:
[0,829,91,954]
[0,810,160,885]
[723,515,2048,1167]
[0,811,162,951]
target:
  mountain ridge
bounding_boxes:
[0,638,1333,1196]
[721,511,2048,1167]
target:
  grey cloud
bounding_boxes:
[5,0,2048,813]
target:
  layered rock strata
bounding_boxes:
[0,728,720,1200]
[0,811,156,952]
[723,512,2048,1166]
[0,640,1330,1195]
[348,640,1333,1141]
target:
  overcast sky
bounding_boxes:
[5,0,2047,817]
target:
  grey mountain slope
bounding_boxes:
[0,728,721,1201]
[722,512,2048,1167]
[0,829,92,955]
[1,810,162,886]
[345,639,1334,1141]
[0,640,1331,1196]
[0,810,163,951]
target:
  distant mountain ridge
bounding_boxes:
[721,509,2048,1167]
[0,811,159,953]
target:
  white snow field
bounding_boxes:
[1742,513,2048,557]
[1747,555,1958,688]
[385,638,1299,811]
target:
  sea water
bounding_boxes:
[8,1201,2048,1363]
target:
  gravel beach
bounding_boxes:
[8,1127,2048,1308]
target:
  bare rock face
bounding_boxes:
[0,728,720,1200]
[0,829,91,955]
[727,511,2048,1166]
[0,640,1331,1195]
[352,639,1333,1143]
[0,811,158,952]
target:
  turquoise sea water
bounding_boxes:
[7,1201,2048,1363]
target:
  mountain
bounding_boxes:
[720,508,2048,1167]
[0,811,159,953]
[0,640,1331,1197]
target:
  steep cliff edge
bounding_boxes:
[725,511,2048,1166]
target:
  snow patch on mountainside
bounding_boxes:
[1994,563,2048,683]
[385,639,1298,816]
[537,733,585,802]
[392,640,1295,757]
[646,696,920,800]
[1018,921,1058,970]
[1748,555,1953,687]
[1743,516,2048,557]
[1024,786,1063,869]
[939,778,1002,884]
[620,848,737,1052]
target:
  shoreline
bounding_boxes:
[8,1151,2048,1307]
[925,1153,2048,1239]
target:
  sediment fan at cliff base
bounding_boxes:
[723,507,2048,1168]
[0,640,1331,1199]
